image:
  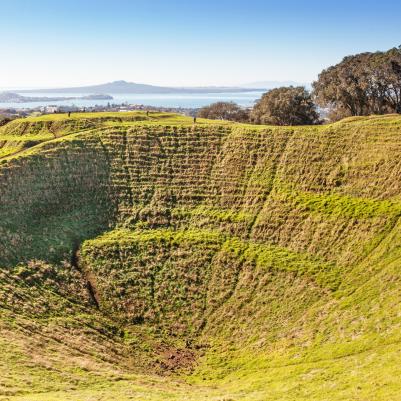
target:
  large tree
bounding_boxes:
[0,115,11,127]
[313,46,401,120]
[251,86,319,126]
[197,102,249,122]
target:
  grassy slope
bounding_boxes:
[0,112,401,400]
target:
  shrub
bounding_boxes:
[198,102,249,122]
[251,86,320,126]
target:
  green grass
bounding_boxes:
[1,112,401,400]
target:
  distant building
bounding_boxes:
[45,105,59,113]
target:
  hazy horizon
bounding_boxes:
[1,0,400,88]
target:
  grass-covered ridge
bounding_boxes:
[0,112,401,400]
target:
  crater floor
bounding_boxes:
[1,112,401,400]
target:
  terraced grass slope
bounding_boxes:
[0,112,401,400]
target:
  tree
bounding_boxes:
[0,115,11,127]
[197,102,249,122]
[313,46,401,121]
[250,86,319,126]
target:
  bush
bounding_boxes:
[0,115,12,127]
[250,86,320,126]
[198,102,249,122]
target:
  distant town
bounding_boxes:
[0,102,199,123]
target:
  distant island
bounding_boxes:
[0,92,113,103]
[18,80,266,94]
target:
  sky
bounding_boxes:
[1,0,400,88]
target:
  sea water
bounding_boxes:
[0,91,264,109]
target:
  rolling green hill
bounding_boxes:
[1,112,401,400]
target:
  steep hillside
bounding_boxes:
[0,112,400,400]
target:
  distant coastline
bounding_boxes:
[0,92,113,103]
[17,80,268,95]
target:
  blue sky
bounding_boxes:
[1,0,400,88]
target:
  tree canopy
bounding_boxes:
[197,102,249,122]
[0,115,12,127]
[251,86,319,126]
[313,46,401,120]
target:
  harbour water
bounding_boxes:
[0,91,265,109]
